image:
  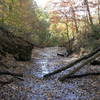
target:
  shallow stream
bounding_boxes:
[0,47,100,100]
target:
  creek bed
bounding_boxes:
[0,47,100,100]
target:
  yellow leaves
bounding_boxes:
[0,0,39,33]
[49,24,56,31]
[49,23,66,33]
[56,23,66,32]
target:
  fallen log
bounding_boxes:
[59,51,100,81]
[0,76,24,86]
[0,71,24,86]
[0,71,23,77]
[90,60,100,65]
[60,72,100,79]
[44,47,100,78]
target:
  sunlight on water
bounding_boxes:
[41,60,49,75]
[35,59,49,78]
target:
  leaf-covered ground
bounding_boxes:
[0,47,100,100]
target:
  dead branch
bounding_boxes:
[59,51,100,81]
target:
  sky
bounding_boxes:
[34,0,50,8]
[34,0,94,8]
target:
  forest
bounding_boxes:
[0,0,100,99]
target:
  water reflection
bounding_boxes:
[35,59,49,77]
[41,60,49,75]
[40,59,49,75]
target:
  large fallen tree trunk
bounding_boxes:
[44,47,100,78]
[59,72,100,79]
[59,51,100,81]
[91,60,100,65]
[0,25,33,61]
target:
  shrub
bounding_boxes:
[76,24,100,52]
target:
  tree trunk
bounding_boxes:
[91,60,100,65]
[98,0,100,24]
[65,23,73,55]
[59,72,100,79]
[59,51,100,81]
[84,0,93,26]
[71,7,79,33]
[44,47,100,78]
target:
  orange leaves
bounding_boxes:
[49,0,99,31]
[56,23,66,31]
[49,23,66,33]
[51,10,60,14]
[50,16,60,23]
[60,1,70,7]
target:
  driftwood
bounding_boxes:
[44,47,100,78]
[59,51,100,81]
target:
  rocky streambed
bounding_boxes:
[0,47,100,100]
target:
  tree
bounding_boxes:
[47,0,81,54]
[0,0,39,40]
[84,0,93,26]
[98,0,100,24]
